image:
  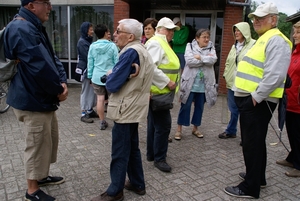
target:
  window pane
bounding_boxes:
[44,6,68,59]
[0,7,20,29]
[70,6,114,60]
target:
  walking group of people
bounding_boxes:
[2,0,300,200]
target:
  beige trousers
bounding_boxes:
[13,109,59,180]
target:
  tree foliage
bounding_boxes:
[248,1,293,40]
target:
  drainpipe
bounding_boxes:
[227,0,251,7]
[227,0,252,21]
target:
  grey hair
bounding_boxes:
[274,15,279,27]
[118,19,143,40]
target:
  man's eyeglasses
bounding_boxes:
[116,29,131,35]
[32,1,52,7]
[251,15,274,23]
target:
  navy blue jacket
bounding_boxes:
[77,22,93,75]
[4,7,67,111]
[106,48,139,93]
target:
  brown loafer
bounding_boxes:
[91,191,124,201]
[124,180,146,195]
[276,159,293,168]
[218,132,236,139]
[285,169,300,177]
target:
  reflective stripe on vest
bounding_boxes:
[235,28,292,98]
[147,35,180,94]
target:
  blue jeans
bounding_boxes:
[226,89,239,135]
[177,92,205,126]
[147,106,171,162]
[176,53,186,70]
[106,122,145,196]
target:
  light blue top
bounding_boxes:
[191,69,205,93]
[87,39,119,85]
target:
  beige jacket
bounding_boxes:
[107,41,155,123]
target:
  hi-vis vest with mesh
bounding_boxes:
[235,28,292,98]
[147,35,180,94]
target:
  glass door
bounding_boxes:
[152,11,223,84]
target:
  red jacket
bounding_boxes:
[286,44,300,113]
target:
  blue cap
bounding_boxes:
[21,0,34,6]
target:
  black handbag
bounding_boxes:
[74,66,86,82]
[150,91,175,111]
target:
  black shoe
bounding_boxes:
[218,132,236,139]
[154,160,171,172]
[147,156,154,162]
[88,110,99,118]
[224,186,255,199]
[240,141,242,146]
[81,115,94,123]
[25,189,55,201]
[124,180,146,195]
[37,176,65,187]
[238,172,246,180]
[238,172,266,188]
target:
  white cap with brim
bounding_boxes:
[248,2,278,18]
[173,17,181,25]
[156,17,180,31]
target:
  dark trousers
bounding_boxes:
[147,106,171,162]
[106,122,145,196]
[286,111,300,170]
[235,96,276,198]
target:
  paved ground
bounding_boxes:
[0,83,299,201]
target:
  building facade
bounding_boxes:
[0,0,249,94]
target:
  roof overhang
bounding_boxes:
[120,0,227,10]
[286,12,300,23]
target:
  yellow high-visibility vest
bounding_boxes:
[235,28,292,98]
[147,35,180,94]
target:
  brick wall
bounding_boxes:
[218,4,244,94]
[113,0,130,31]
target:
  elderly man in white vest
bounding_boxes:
[145,17,180,173]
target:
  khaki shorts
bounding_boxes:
[92,83,108,96]
[13,109,58,180]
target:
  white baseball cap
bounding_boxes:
[156,17,180,30]
[173,17,181,25]
[248,2,278,18]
